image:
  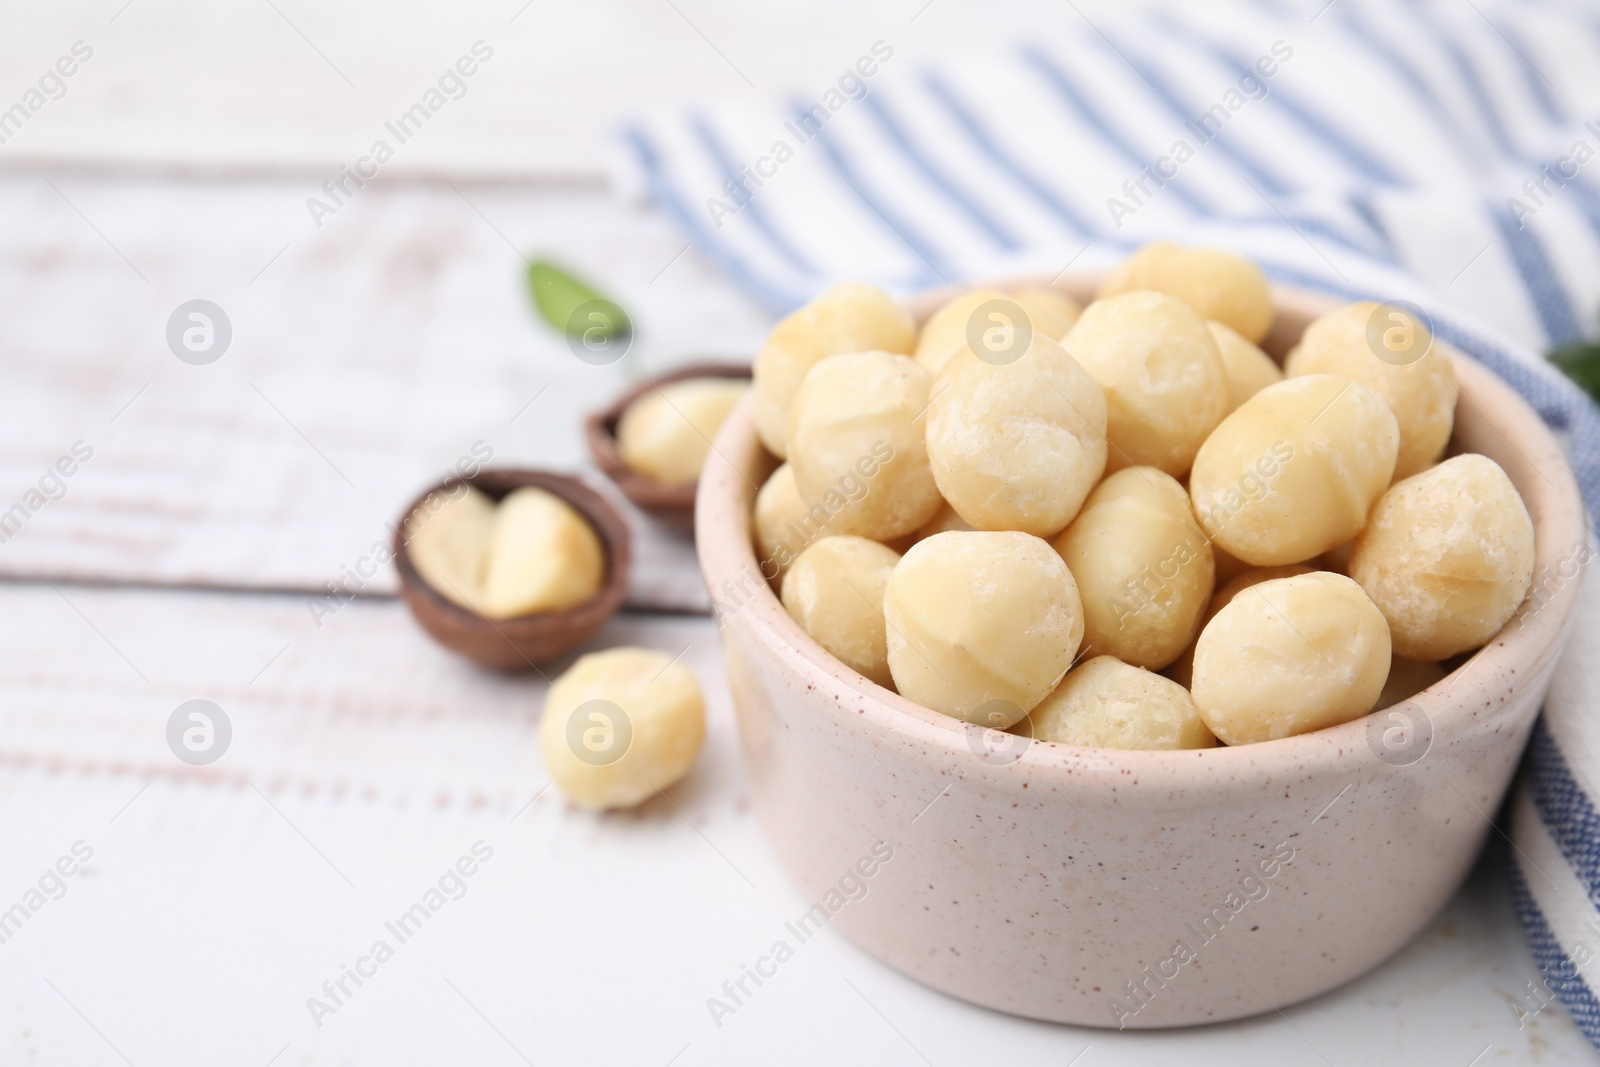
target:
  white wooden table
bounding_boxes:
[0,2,1596,1063]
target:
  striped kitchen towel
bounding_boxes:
[620,0,1600,1044]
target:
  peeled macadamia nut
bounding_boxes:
[1010,286,1083,341]
[1192,572,1391,745]
[753,283,915,457]
[909,500,974,545]
[1348,454,1534,660]
[787,351,942,541]
[914,287,1084,375]
[1022,655,1216,750]
[1100,243,1274,343]
[1190,374,1399,566]
[914,288,1009,374]
[1062,291,1229,477]
[407,484,603,619]
[540,648,705,810]
[1166,563,1316,688]
[406,486,496,612]
[925,333,1107,536]
[884,531,1083,725]
[754,463,833,582]
[1051,467,1213,670]
[616,377,749,486]
[1286,302,1457,479]
[781,535,900,688]
[479,487,605,619]
[1207,320,1283,413]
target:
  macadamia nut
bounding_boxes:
[925,333,1108,536]
[787,351,942,540]
[1166,563,1316,689]
[914,287,1084,375]
[1191,572,1391,745]
[540,647,705,810]
[1286,302,1457,479]
[1348,454,1534,660]
[914,288,1010,374]
[781,535,900,688]
[753,283,915,457]
[1022,655,1216,750]
[1100,243,1274,343]
[1051,467,1213,670]
[909,500,973,545]
[406,485,495,612]
[884,531,1083,725]
[1208,320,1284,413]
[1011,286,1083,341]
[1062,291,1229,477]
[617,377,749,485]
[479,487,605,619]
[754,463,833,582]
[1190,374,1398,566]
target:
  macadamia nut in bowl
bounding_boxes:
[695,270,1584,1029]
[587,362,751,529]
[395,469,630,669]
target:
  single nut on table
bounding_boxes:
[1190,374,1399,566]
[1191,571,1392,746]
[786,351,942,541]
[616,377,749,486]
[540,647,705,810]
[1021,655,1216,750]
[479,487,606,619]
[752,282,916,458]
[406,485,497,612]
[1051,466,1213,671]
[1207,320,1283,414]
[1348,454,1535,660]
[884,531,1084,726]
[1166,563,1317,688]
[753,463,833,583]
[1286,301,1457,479]
[406,484,604,618]
[913,286,1083,374]
[781,535,900,689]
[1061,290,1229,477]
[925,333,1107,537]
[1099,242,1274,343]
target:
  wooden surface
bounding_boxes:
[0,173,771,610]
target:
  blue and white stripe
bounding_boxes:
[621,0,1600,1045]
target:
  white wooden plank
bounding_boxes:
[0,175,766,609]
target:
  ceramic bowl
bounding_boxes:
[393,468,630,670]
[694,274,1586,1028]
[586,361,752,532]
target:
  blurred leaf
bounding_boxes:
[526,259,631,341]
[1548,341,1600,404]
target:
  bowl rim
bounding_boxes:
[695,272,1589,791]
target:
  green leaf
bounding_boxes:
[526,259,631,342]
[1548,341,1600,404]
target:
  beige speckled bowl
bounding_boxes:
[695,274,1586,1028]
